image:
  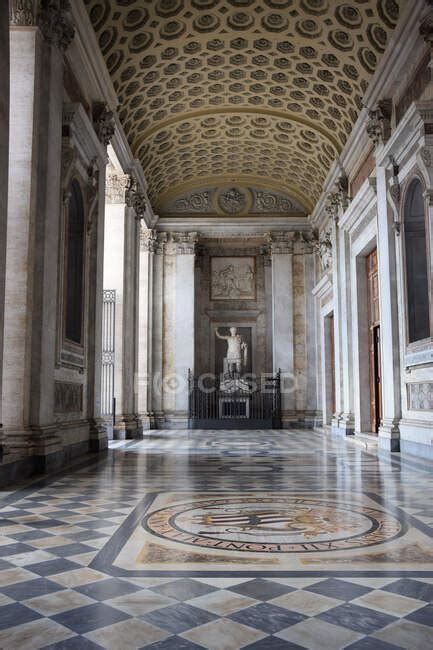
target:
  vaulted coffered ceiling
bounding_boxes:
[85,0,402,217]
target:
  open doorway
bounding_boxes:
[366,249,382,433]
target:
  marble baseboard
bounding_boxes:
[400,439,433,460]
[0,437,104,486]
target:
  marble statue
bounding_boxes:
[216,327,248,376]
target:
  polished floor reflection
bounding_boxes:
[0,430,432,649]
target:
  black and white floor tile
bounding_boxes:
[0,430,432,648]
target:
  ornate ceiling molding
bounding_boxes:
[84,0,402,216]
[162,184,305,217]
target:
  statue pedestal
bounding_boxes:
[220,376,251,393]
[219,396,249,419]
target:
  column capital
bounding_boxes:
[366,99,392,147]
[125,175,148,220]
[92,102,115,148]
[155,232,168,255]
[172,231,198,255]
[39,0,75,51]
[10,1,75,51]
[260,244,272,267]
[9,0,36,26]
[105,171,129,205]
[140,227,158,253]
[266,231,295,254]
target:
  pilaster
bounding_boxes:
[0,1,9,457]
[173,232,198,417]
[137,227,157,429]
[3,3,78,466]
[267,231,296,422]
[376,163,402,451]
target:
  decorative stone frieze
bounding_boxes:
[266,231,294,255]
[140,227,158,253]
[125,176,148,220]
[39,0,75,51]
[106,172,129,204]
[92,102,115,147]
[172,232,198,255]
[54,381,83,413]
[366,99,392,146]
[408,382,433,411]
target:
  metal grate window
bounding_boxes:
[101,289,116,417]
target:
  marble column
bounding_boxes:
[304,246,319,426]
[152,233,167,425]
[331,218,355,435]
[0,1,9,455]
[137,228,157,429]
[376,165,401,450]
[339,227,355,433]
[87,160,110,453]
[268,232,295,420]
[103,185,126,438]
[261,247,273,373]
[4,6,75,468]
[121,209,143,437]
[174,232,197,417]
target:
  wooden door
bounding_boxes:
[367,249,382,433]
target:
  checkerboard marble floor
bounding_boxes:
[0,430,432,649]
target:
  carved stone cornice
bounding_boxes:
[172,231,198,255]
[366,99,392,146]
[39,0,75,51]
[125,175,148,220]
[266,231,295,255]
[92,102,115,147]
[140,228,158,253]
[106,172,129,204]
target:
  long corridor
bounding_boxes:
[0,430,432,649]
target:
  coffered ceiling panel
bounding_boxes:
[84,0,402,216]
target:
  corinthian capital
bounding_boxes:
[9,0,36,26]
[366,99,392,146]
[172,232,198,255]
[140,228,158,253]
[39,0,75,51]
[93,102,115,147]
[125,176,148,220]
[266,231,295,254]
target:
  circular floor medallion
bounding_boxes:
[143,496,405,553]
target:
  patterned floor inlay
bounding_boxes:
[0,429,432,648]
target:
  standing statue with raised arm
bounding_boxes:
[216,326,248,377]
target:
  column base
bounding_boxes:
[114,414,143,440]
[378,417,400,452]
[88,418,108,452]
[331,413,355,436]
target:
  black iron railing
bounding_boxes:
[188,371,281,429]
